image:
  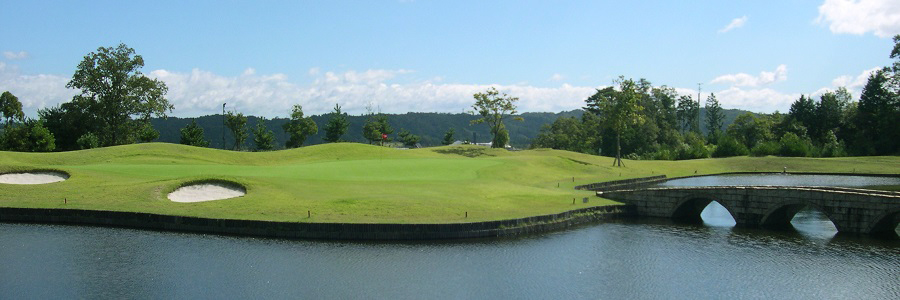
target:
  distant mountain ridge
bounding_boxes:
[150,108,752,149]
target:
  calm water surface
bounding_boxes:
[2,174,897,299]
[2,211,897,299]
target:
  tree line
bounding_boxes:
[532,36,900,160]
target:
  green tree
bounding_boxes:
[76,132,99,150]
[135,121,159,143]
[531,116,586,152]
[705,93,724,144]
[398,128,420,147]
[0,119,55,152]
[726,112,773,149]
[676,95,700,134]
[282,104,318,148]
[471,87,523,148]
[787,95,816,130]
[39,101,100,151]
[0,91,25,126]
[64,43,173,147]
[180,119,209,147]
[441,128,456,145]
[362,114,393,145]
[853,69,898,155]
[812,91,844,144]
[225,111,248,150]
[323,104,349,143]
[584,77,645,167]
[253,118,275,151]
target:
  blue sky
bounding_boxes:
[2,0,899,117]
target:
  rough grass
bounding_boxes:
[1,143,897,223]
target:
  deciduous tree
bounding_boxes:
[282,105,317,148]
[225,111,248,150]
[65,43,172,146]
[584,77,645,167]
[471,87,523,148]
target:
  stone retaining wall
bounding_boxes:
[0,205,633,240]
[575,175,667,191]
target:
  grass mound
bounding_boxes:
[1,142,897,223]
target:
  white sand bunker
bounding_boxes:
[0,171,69,184]
[168,182,246,203]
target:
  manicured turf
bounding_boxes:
[1,143,898,223]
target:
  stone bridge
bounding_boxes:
[600,186,900,236]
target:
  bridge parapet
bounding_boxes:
[599,186,900,236]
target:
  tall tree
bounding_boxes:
[253,118,275,151]
[584,77,645,167]
[442,128,456,145]
[362,114,393,145]
[853,69,898,155]
[704,93,724,143]
[676,95,700,134]
[179,119,209,147]
[282,104,318,148]
[64,43,172,146]
[0,91,25,126]
[788,95,816,130]
[225,111,248,150]
[471,87,523,148]
[812,91,844,144]
[323,104,349,143]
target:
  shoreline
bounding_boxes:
[0,204,633,240]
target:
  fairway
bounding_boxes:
[1,142,898,224]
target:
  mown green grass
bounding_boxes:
[1,143,897,223]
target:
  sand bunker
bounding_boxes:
[168,182,246,203]
[0,171,69,184]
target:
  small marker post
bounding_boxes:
[572,198,575,204]
[308,210,311,218]
[64,198,67,204]
[465,211,468,218]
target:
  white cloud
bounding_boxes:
[0,62,77,117]
[816,0,900,38]
[710,64,787,87]
[149,68,597,117]
[718,16,748,33]
[811,66,881,98]
[713,87,800,113]
[3,51,29,60]
[549,73,565,81]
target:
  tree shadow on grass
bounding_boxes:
[433,147,496,158]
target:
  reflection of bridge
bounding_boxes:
[600,186,900,236]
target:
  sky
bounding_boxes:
[1,0,899,118]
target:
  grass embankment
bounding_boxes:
[1,143,898,223]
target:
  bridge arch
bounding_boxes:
[760,201,841,231]
[670,193,737,224]
[867,209,900,238]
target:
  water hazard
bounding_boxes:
[1,174,897,298]
[1,220,897,299]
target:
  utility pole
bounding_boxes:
[222,103,227,150]
[696,83,702,134]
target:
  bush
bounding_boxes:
[712,136,749,158]
[77,132,100,150]
[778,132,812,157]
[675,132,710,160]
[750,141,779,157]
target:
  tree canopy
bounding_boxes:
[584,77,645,166]
[64,43,172,147]
[323,104,349,143]
[225,111,248,150]
[471,87,523,148]
[282,105,318,148]
[179,119,209,147]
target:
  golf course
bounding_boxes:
[1,142,899,224]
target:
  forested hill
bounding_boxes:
[150,108,750,149]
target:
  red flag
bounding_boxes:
[382,133,388,140]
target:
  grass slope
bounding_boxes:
[1,143,898,223]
